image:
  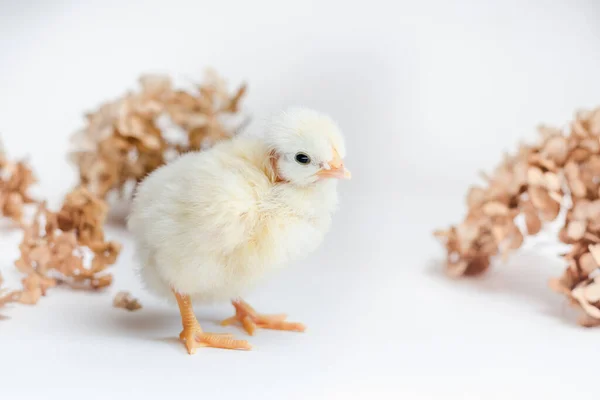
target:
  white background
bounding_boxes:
[1,1,600,399]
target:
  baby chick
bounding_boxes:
[127,107,350,354]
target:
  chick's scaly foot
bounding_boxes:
[173,290,250,354]
[221,299,306,336]
[179,323,251,354]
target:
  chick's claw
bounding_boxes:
[221,299,306,336]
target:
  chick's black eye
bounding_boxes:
[295,152,311,165]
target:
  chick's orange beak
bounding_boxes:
[316,149,351,180]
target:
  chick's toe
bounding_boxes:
[221,299,306,336]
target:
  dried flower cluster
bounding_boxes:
[17,188,120,289]
[0,143,121,316]
[0,140,37,224]
[435,107,600,326]
[69,69,247,200]
[1,187,121,310]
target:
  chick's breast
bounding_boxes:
[128,139,274,302]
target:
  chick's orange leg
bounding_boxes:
[221,298,306,336]
[173,291,251,354]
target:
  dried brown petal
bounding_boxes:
[529,187,561,221]
[521,200,542,235]
[491,224,509,243]
[580,138,600,153]
[578,314,600,327]
[447,260,468,277]
[225,84,247,113]
[508,225,524,249]
[586,284,600,303]
[0,290,19,307]
[91,275,113,289]
[549,277,569,295]
[537,125,563,139]
[567,220,587,241]
[433,228,452,239]
[588,244,600,266]
[558,225,573,244]
[542,135,568,163]
[571,181,587,198]
[565,162,587,198]
[483,201,509,217]
[113,291,142,311]
[0,272,20,310]
[587,155,600,175]
[572,119,589,138]
[589,110,600,135]
[527,167,544,186]
[573,199,591,220]
[543,172,562,192]
[572,279,600,319]
[569,147,592,163]
[466,186,486,208]
[139,75,172,97]
[18,288,42,305]
[462,256,490,276]
[0,151,37,223]
[548,190,563,204]
[578,252,598,276]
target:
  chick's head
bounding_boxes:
[265,108,351,186]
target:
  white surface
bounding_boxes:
[1,1,600,399]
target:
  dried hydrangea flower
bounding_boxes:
[13,188,121,301]
[435,106,600,327]
[68,69,248,202]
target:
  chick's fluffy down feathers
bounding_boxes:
[127,136,339,303]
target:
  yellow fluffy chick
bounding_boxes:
[127,107,350,354]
